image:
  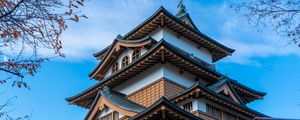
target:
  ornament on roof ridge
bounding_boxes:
[116,34,123,39]
[176,0,187,17]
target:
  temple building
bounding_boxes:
[66,3,270,120]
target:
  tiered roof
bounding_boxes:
[67,5,268,120]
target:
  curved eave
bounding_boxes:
[93,45,111,59]
[84,89,145,120]
[89,36,156,79]
[123,6,235,61]
[229,79,267,97]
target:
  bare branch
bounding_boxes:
[232,0,300,46]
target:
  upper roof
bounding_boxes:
[93,6,234,62]
[90,35,157,79]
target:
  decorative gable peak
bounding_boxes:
[208,77,244,104]
[175,0,199,30]
[176,0,187,17]
[116,34,124,40]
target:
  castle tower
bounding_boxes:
[66,3,268,120]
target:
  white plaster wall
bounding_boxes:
[113,63,164,94]
[162,28,212,63]
[163,63,195,88]
[150,29,163,41]
[195,99,207,112]
[150,28,212,63]
[177,98,206,112]
[112,63,209,95]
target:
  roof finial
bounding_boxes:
[116,34,123,39]
[176,0,187,17]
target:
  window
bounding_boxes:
[223,111,237,120]
[112,62,119,73]
[183,102,193,112]
[206,104,238,120]
[121,56,129,68]
[132,49,141,61]
[206,104,222,119]
[113,112,119,120]
[100,112,119,120]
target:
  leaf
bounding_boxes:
[74,15,79,22]
[13,31,19,38]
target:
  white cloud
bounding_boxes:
[31,0,300,65]
[219,37,300,66]
[34,0,156,61]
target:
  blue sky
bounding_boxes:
[1,0,300,119]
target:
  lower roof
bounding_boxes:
[129,97,203,120]
[170,82,268,118]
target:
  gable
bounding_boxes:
[214,84,243,104]
[89,36,155,80]
[177,13,199,31]
[85,88,145,120]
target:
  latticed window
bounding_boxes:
[183,102,193,112]
[132,48,141,61]
[111,62,119,73]
[206,104,222,119]
[121,56,130,68]
[100,112,119,120]
[223,111,237,120]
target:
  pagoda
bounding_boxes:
[66,2,270,120]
